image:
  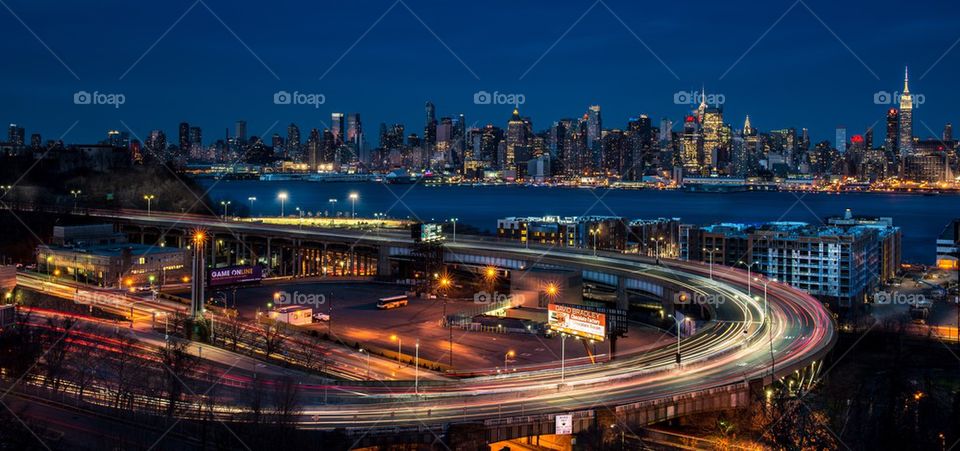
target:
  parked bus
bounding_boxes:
[377,295,409,309]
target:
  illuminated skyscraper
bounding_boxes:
[424,101,437,151]
[346,113,362,162]
[898,66,913,157]
[235,120,247,145]
[178,122,190,158]
[680,115,702,173]
[586,105,601,154]
[700,90,723,173]
[505,107,525,171]
[331,113,344,146]
[836,127,846,154]
[286,123,301,159]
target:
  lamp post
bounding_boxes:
[703,247,721,279]
[247,196,256,216]
[504,350,515,373]
[450,218,458,242]
[651,236,664,263]
[277,191,288,217]
[590,228,600,256]
[143,194,155,216]
[755,276,778,383]
[220,200,231,220]
[560,333,568,382]
[738,260,759,297]
[328,198,337,217]
[415,339,420,395]
[70,190,81,210]
[349,192,359,218]
[390,334,402,368]
[669,314,688,366]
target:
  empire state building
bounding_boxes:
[898,66,913,158]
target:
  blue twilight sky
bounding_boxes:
[1,0,959,144]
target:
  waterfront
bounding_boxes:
[201,180,958,263]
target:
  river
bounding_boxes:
[199,180,958,264]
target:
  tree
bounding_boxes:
[271,376,302,428]
[158,340,199,418]
[257,319,286,358]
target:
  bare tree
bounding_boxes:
[257,319,286,358]
[158,339,199,418]
[271,376,302,427]
[105,331,143,410]
[219,308,248,352]
[39,315,77,394]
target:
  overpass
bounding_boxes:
[7,203,837,445]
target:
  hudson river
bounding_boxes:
[200,180,958,264]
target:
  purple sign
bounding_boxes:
[208,265,262,287]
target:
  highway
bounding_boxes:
[11,205,837,430]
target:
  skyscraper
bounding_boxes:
[424,101,437,152]
[179,122,190,155]
[346,113,363,162]
[700,91,723,173]
[286,123,301,159]
[898,67,913,157]
[885,108,899,158]
[836,127,847,154]
[586,105,601,151]
[307,128,320,170]
[505,107,526,172]
[235,120,247,146]
[331,113,344,146]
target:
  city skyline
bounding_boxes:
[2,0,960,143]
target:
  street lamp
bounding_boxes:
[504,350,515,372]
[651,236,664,263]
[70,190,81,209]
[220,200,231,220]
[560,333,568,382]
[390,334,402,368]
[589,227,601,256]
[247,196,256,216]
[349,192,359,218]
[450,217,458,242]
[143,194,155,216]
[703,247,721,279]
[415,339,420,395]
[669,314,690,366]
[755,276,778,383]
[277,191,288,217]
[328,198,337,217]
[738,260,759,297]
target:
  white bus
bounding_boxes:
[377,295,409,309]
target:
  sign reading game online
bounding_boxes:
[208,265,263,287]
[547,304,607,341]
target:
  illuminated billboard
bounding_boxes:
[209,265,263,287]
[411,223,445,243]
[548,304,606,341]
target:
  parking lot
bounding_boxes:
[210,279,670,371]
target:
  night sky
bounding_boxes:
[2,0,959,144]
